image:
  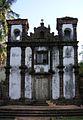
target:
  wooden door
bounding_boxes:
[35,77,49,100]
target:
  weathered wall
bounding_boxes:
[52,47,59,99]
[9,47,21,99]
[25,47,32,98]
[63,46,75,98]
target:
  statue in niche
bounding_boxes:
[65,64,74,98]
[65,47,72,58]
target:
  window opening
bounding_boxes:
[36,51,48,64]
[64,29,71,40]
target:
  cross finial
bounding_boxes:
[41,19,44,23]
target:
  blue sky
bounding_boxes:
[12,0,83,60]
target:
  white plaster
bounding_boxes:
[9,66,21,99]
[11,25,22,41]
[10,47,21,66]
[52,47,59,70]
[63,46,74,65]
[52,69,59,99]
[63,46,75,98]
[25,47,32,68]
[25,73,32,98]
[52,47,59,99]
[62,24,73,39]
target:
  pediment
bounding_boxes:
[29,21,55,41]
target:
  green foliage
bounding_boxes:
[0,0,19,65]
[0,43,6,65]
[79,62,83,75]
[0,0,19,38]
[52,116,83,120]
[0,29,5,42]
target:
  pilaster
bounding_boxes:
[30,47,35,101]
[31,47,35,73]
[58,45,64,99]
[58,23,63,41]
[20,47,26,100]
[49,47,54,74]
[5,46,11,99]
[73,24,77,41]
[74,45,80,99]
[7,24,11,42]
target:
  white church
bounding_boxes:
[5,17,80,105]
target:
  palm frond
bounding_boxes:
[7,9,19,19]
[7,0,17,5]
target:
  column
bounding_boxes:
[7,24,11,42]
[50,48,52,71]
[58,23,63,41]
[31,47,35,73]
[20,47,26,99]
[73,24,77,41]
[58,46,64,99]
[20,23,27,99]
[49,47,53,73]
[74,46,80,99]
[31,47,35,100]
[5,46,11,99]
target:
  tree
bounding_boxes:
[0,0,19,65]
[0,0,19,37]
[0,43,6,65]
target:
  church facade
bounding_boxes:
[5,17,80,104]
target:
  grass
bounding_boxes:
[52,116,83,120]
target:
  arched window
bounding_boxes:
[13,29,21,41]
[64,29,71,40]
[14,29,20,37]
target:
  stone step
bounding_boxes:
[15,117,51,120]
